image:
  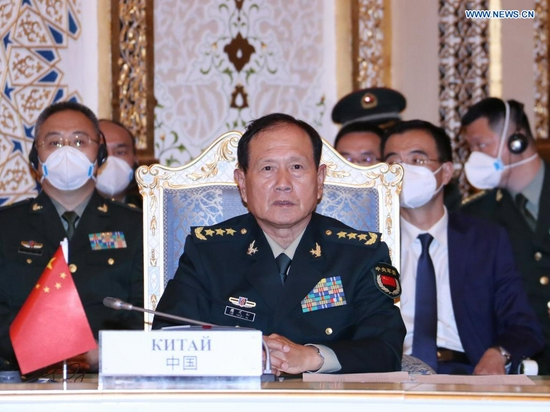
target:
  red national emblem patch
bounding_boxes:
[372,262,401,298]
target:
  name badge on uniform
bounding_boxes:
[224,306,256,322]
[88,232,127,251]
[301,276,347,313]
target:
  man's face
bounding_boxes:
[335,132,381,166]
[463,116,508,161]
[384,129,453,189]
[36,110,99,167]
[234,124,326,233]
[100,121,137,168]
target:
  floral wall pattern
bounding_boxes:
[154,0,333,166]
[0,0,85,205]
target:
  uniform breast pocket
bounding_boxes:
[295,304,355,341]
[85,248,133,267]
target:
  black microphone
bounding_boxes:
[103,297,276,381]
[102,297,216,327]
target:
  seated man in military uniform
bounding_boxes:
[153,113,406,375]
[0,101,144,372]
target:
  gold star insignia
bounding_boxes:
[216,229,225,236]
[43,286,50,293]
[358,234,368,241]
[347,232,357,239]
[60,272,66,279]
[205,229,215,236]
[310,242,321,258]
[225,228,236,236]
[247,240,258,255]
[46,257,56,270]
[55,283,61,289]
[337,231,347,239]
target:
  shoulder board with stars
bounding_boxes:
[191,225,247,242]
[322,227,381,248]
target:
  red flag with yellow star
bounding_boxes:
[9,246,97,375]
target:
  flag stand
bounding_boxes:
[62,359,68,390]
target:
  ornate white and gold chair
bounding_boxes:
[136,131,403,327]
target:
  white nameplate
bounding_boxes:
[99,328,263,377]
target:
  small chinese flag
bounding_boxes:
[9,246,97,375]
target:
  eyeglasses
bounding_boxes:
[384,154,440,166]
[344,156,380,166]
[36,133,100,152]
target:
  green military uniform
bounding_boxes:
[0,191,144,367]
[461,162,550,373]
[153,212,405,374]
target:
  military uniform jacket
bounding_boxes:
[0,191,144,364]
[153,213,406,374]
[461,161,550,373]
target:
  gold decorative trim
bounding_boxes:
[187,137,239,181]
[535,0,548,139]
[352,0,388,88]
[111,0,156,164]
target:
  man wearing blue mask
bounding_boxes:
[461,97,550,373]
[0,101,144,373]
[383,120,543,375]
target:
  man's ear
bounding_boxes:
[316,164,327,200]
[234,168,247,203]
[441,161,454,186]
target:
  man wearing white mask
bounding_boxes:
[0,101,143,373]
[383,120,542,374]
[461,97,550,373]
[97,120,140,206]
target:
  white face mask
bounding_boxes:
[40,146,95,191]
[96,156,134,197]
[400,163,443,209]
[464,151,537,190]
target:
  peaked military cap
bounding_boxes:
[332,87,407,128]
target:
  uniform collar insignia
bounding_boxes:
[97,204,108,213]
[496,189,503,202]
[31,203,43,211]
[247,240,258,255]
[310,242,321,257]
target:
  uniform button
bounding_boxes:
[547,301,550,310]
[535,252,542,261]
[326,230,332,236]
[69,264,77,273]
[108,258,115,265]
[325,328,333,335]
[26,259,32,264]
[541,276,549,286]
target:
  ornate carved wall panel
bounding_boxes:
[0,0,85,205]
[534,0,548,140]
[154,0,328,166]
[111,0,155,164]
[352,0,387,89]
[438,0,489,195]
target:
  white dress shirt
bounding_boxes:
[400,208,464,354]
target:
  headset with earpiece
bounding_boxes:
[502,99,528,155]
[29,131,108,170]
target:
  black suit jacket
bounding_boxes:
[153,213,406,373]
[0,191,144,364]
[461,161,550,372]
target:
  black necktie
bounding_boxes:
[515,193,536,231]
[62,211,79,240]
[411,233,438,370]
[276,253,292,285]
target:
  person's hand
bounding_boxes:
[263,333,324,375]
[65,348,99,373]
[473,347,507,375]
